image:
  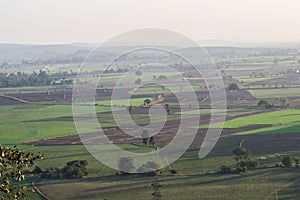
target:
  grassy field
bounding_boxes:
[200,109,300,135]
[177,108,258,116]
[0,104,115,144]
[35,168,300,200]
[248,88,300,98]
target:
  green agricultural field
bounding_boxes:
[36,168,300,200]
[177,108,258,117]
[201,109,300,135]
[0,104,112,144]
[97,72,181,83]
[234,75,274,83]
[95,97,155,106]
[249,88,300,98]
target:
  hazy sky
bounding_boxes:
[1,0,300,44]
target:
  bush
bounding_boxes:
[61,160,88,179]
[236,166,247,173]
[282,156,294,168]
[33,166,43,174]
[257,100,273,109]
[219,165,232,173]
[228,83,239,90]
[247,161,259,170]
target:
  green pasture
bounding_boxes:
[36,168,300,200]
[177,108,258,117]
[200,109,300,135]
[0,104,113,144]
[234,75,274,83]
[249,88,300,98]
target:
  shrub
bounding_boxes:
[219,165,232,173]
[61,160,88,179]
[228,83,239,90]
[282,156,294,168]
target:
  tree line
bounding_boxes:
[0,70,76,88]
[0,71,52,88]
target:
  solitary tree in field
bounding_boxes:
[228,83,239,90]
[0,145,43,200]
[128,105,133,113]
[165,104,170,115]
[144,99,151,107]
[149,136,155,147]
[142,129,149,145]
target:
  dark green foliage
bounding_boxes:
[32,166,43,175]
[149,136,155,147]
[0,145,43,200]
[144,99,151,106]
[61,160,88,179]
[257,100,273,109]
[247,160,259,170]
[233,147,251,162]
[294,158,300,167]
[142,129,149,145]
[219,165,232,173]
[165,104,170,115]
[128,105,133,112]
[232,146,258,172]
[0,71,52,88]
[228,83,239,90]
[282,156,294,168]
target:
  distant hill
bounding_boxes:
[0,42,299,61]
[0,43,95,60]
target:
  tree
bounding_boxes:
[144,99,151,107]
[232,146,251,172]
[0,145,43,200]
[219,165,231,173]
[282,156,294,168]
[257,100,273,109]
[128,105,133,113]
[142,129,149,145]
[135,78,142,85]
[149,136,155,147]
[61,160,88,179]
[280,97,289,107]
[118,157,135,174]
[165,104,170,115]
[228,83,239,90]
[233,147,251,162]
